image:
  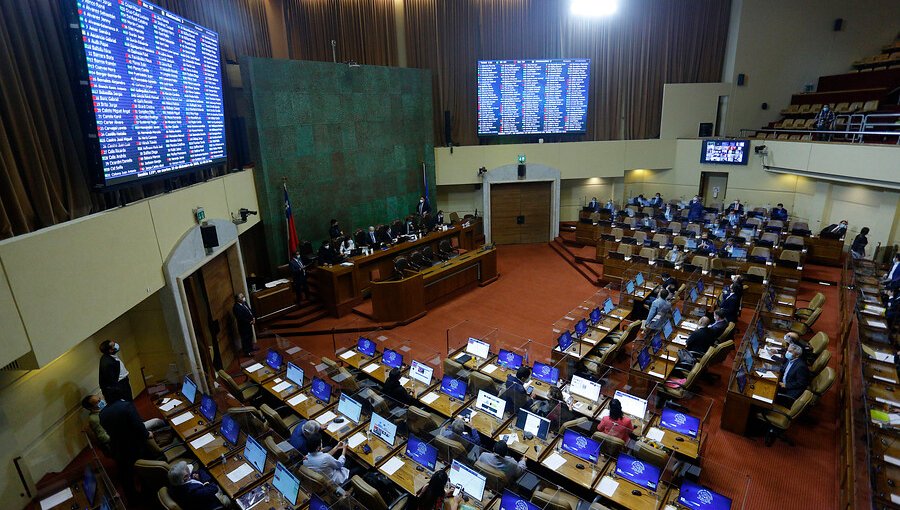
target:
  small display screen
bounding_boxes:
[406,435,438,471]
[440,376,467,400]
[357,337,376,357]
[220,414,240,445]
[311,377,332,403]
[382,349,403,369]
[199,394,217,422]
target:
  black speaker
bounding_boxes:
[833,18,843,31]
[698,123,713,137]
[517,164,526,178]
[443,110,453,146]
[201,225,219,248]
[737,73,745,86]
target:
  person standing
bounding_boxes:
[644,289,672,333]
[813,104,835,140]
[289,251,310,303]
[100,398,154,502]
[99,340,132,402]
[416,196,431,216]
[233,293,256,357]
[851,227,869,260]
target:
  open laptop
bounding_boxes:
[677,480,733,509]
[273,462,302,506]
[286,362,304,387]
[406,435,438,471]
[311,377,332,404]
[515,408,551,440]
[181,375,198,404]
[497,349,523,370]
[382,348,403,369]
[357,337,376,357]
[659,407,701,438]
[561,429,601,463]
[244,435,267,473]
[603,297,615,315]
[265,349,283,371]
[220,414,240,446]
[409,360,434,387]
[199,394,217,422]
[440,375,467,401]
[615,452,662,491]
[499,490,541,510]
[613,389,648,420]
[557,331,574,352]
[329,393,363,434]
[532,362,560,386]
[570,375,602,403]
[574,318,588,338]
[449,460,487,503]
[369,412,398,446]
[309,495,329,510]
[637,348,652,370]
[590,307,602,325]
[475,390,506,420]
[466,337,491,360]
[83,467,97,506]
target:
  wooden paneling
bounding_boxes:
[490,181,552,244]
[200,253,237,370]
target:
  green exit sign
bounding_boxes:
[195,207,205,223]
[517,154,526,164]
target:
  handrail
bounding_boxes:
[742,112,900,144]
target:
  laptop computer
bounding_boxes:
[561,429,601,463]
[515,408,551,440]
[532,362,560,385]
[677,480,733,509]
[614,453,662,491]
[659,407,701,438]
[406,435,438,471]
[449,460,487,502]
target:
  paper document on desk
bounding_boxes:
[288,393,308,406]
[673,335,687,346]
[502,433,519,445]
[39,488,73,510]
[400,377,411,386]
[160,398,182,412]
[339,350,356,360]
[381,457,405,476]
[751,394,773,404]
[272,381,293,393]
[190,433,215,449]
[646,427,665,442]
[648,370,664,379]
[758,349,776,361]
[348,432,367,449]
[681,322,698,331]
[597,477,619,497]
[421,392,440,405]
[756,370,778,380]
[227,463,253,483]
[864,304,886,314]
[885,454,900,467]
[264,278,290,288]
[363,363,381,374]
[245,363,264,373]
[482,363,498,374]
[316,411,337,425]
[340,262,354,266]
[171,411,194,426]
[892,494,900,505]
[327,420,346,433]
[542,452,567,470]
[868,319,888,329]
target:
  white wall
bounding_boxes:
[660,83,733,139]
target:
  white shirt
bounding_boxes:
[113,354,129,381]
[888,261,899,281]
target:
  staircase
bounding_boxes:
[549,229,606,286]
[257,300,329,339]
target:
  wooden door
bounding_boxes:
[201,254,237,370]
[490,181,552,244]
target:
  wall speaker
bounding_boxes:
[517,164,526,179]
[833,18,843,31]
[201,225,219,249]
[698,123,713,137]
[737,73,745,86]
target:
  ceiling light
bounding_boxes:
[571,0,619,17]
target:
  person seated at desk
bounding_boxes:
[639,216,655,230]
[708,309,729,339]
[318,239,342,265]
[719,239,736,258]
[605,199,617,215]
[289,420,320,456]
[501,367,534,412]
[774,343,811,408]
[596,399,634,442]
[365,226,380,247]
[303,434,350,486]
[440,418,481,453]
[696,237,717,255]
[329,219,344,239]
[631,194,648,207]
[882,253,900,289]
[82,394,165,452]
[771,203,789,221]
[477,441,526,481]
[666,246,685,266]
[543,386,575,428]
[404,217,418,236]
[339,236,355,257]
[434,210,445,227]
[661,203,676,222]
[725,210,741,228]
[379,225,398,244]
[687,196,705,223]
[415,469,459,510]
[661,273,678,294]
[649,192,664,208]
[819,220,848,239]
[167,460,230,510]
[383,368,414,405]
[683,316,716,357]
[886,288,900,330]
[726,199,744,215]
[588,197,600,212]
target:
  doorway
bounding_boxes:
[699,172,729,206]
[490,181,552,244]
[183,252,239,377]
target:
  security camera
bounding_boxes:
[477,166,488,177]
[232,208,258,224]
[754,145,767,154]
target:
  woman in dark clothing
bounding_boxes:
[415,469,458,510]
[851,227,869,259]
[383,368,413,405]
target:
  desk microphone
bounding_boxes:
[416,465,425,472]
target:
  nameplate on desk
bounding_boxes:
[876,397,900,408]
[190,433,215,449]
[661,354,677,362]
[777,300,792,305]
[315,411,337,425]
[363,363,381,374]
[348,432,367,449]
[482,363,499,374]
[339,350,356,360]
[227,463,254,483]
[598,325,612,332]
[160,398,182,412]
[597,476,619,497]
[288,393,308,406]
[765,337,782,346]
[868,320,888,329]
[564,315,575,321]
[751,394,773,404]
[873,375,895,384]
[272,381,293,393]
[421,392,440,405]
[171,411,195,426]
[773,310,791,317]
[245,363,264,373]
[755,370,778,380]
[542,452,567,470]
[646,427,665,442]
[648,370,664,379]
[380,456,405,476]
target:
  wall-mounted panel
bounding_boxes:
[149,180,231,259]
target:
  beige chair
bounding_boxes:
[264,435,292,464]
[685,223,702,236]
[807,331,829,357]
[668,222,682,234]
[612,227,625,240]
[757,390,814,446]
[475,459,510,492]
[747,266,767,279]
[633,442,669,468]
[468,371,498,396]
[350,474,409,510]
[809,349,831,376]
[784,235,805,248]
[261,403,301,439]
[690,255,710,272]
[321,356,340,370]
[809,366,836,406]
[750,246,771,260]
[228,406,270,436]
[135,459,172,495]
[616,244,633,258]
[759,232,780,246]
[672,236,687,248]
[791,307,821,336]
[406,406,444,436]
[795,293,825,320]
[434,434,467,460]
[592,430,626,458]
[652,234,669,245]
[560,416,588,433]
[157,487,183,510]
[639,247,657,260]
[717,323,735,343]
[297,464,340,495]
[779,250,802,265]
[633,231,648,245]
[744,217,762,227]
[145,436,187,464]
[443,357,466,378]
[531,487,582,510]
[217,369,260,404]
[660,348,714,400]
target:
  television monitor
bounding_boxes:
[369,412,398,446]
[532,362,560,385]
[382,348,403,369]
[744,350,754,372]
[650,333,663,354]
[700,140,749,165]
[410,360,434,386]
[603,298,615,314]
[516,408,551,440]
[626,280,636,295]
[673,308,683,325]
[731,247,747,259]
[590,307,602,324]
[614,390,648,419]
[660,407,701,438]
[199,394,217,422]
[357,337,376,357]
[636,272,645,286]
[499,490,542,510]
[615,453,662,490]
[709,228,725,238]
[69,0,227,187]
[83,467,97,505]
[466,337,491,359]
[690,288,699,302]
[685,238,698,250]
[244,435,267,473]
[266,349,282,370]
[337,394,363,423]
[736,368,748,393]
[569,375,601,402]
[440,376,467,400]
[449,460,487,502]
[181,376,198,404]
[678,480,733,510]
[637,348,652,370]
[477,59,591,136]
[309,495,329,510]
[750,333,760,353]
[273,462,302,506]
[557,331,574,351]
[406,435,438,471]
[311,377,332,403]
[286,362,304,387]
[561,429,601,463]
[476,390,506,420]
[497,349,523,370]
[663,320,674,339]
[220,414,240,446]
[574,319,588,337]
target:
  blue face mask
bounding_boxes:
[785,351,794,361]
[97,399,107,410]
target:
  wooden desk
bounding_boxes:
[337,347,379,370]
[358,360,404,384]
[320,415,366,442]
[378,451,445,495]
[155,392,196,418]
[169,407,217,441]
[449,348,494,371]
[250,282,296,321]
[478,361,518,384]
[569,394,605,420]
[805,235,843,266]
[493,423,556,462]
[539,437,607,490]
[241,475,311,510]
[243,360,279,385]
[261,376,302,400]
[462,406,513,438]
[720,375,776,435]
[594,463,664,510]
[419,388,472,418]
[347,432,403,468]
[284,388,334,419]
[209,453,274,498]
[646,417,702,460]
[186,429,245,466]
[371,275,426,322]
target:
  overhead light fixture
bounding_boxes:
[571,0,619,17]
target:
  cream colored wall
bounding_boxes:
[129,292,177,386]
[660,83,732,139]
[724,0,900,135]
[560,178,623,222]
[436,184,481,218]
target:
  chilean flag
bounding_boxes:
[284,183,299,256]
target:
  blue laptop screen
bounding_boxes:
[673,308,682,325]
[604,298,614,314]
[309,495,329,510]
[690,288,698,302]
[266,349,282,370]
[650,333,663,354]
[357,337,376,357]
[575,319,588,337]
[532,362,559,385]
[83,467,97,505]
[626,281,635,294]
[697,279,704,293]
[199,394,217,422]
[561,429,600,463]
[220,414,240,445]
[382,348,403,369]
[558,331,574,351]
[499,490,541,510]
[743,350,753,372]
[615,453,661,490]
[273,462,301,505]
[406,435,438,471]
[590,307,602,324]
[636,272,644,286]
[497,349,523,370]
[311,377,332,403]
[244,435,267,473]
[749,334,759,353]
[441,376,467,400]
[659,407,700,438]
[663,320,673,339]
[678,480,733,510]
[638,348,652,370]
[181,376,198,404]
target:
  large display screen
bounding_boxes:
[477,59,590,136]
[70,0,226,187]
[700,140,749,165]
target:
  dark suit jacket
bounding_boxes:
[99,353,130,401]
[416,201,431,215]
[328,225,342,239]
[501,377,531,412]
[233,302,254,338]
[819,224,846,239]
[726,204,744,215]
[687,201,704,221]
[366,231,379,246]
[707,319,728,340]
[99,400,150,464]
[378,228,394,244]
[779,359,811,401]
[771,208,788,221]
[720,292,741,323]
[685,326,717,355]
[170,473,226,510]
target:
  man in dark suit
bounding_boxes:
[685,316,717,355]
[882,253,900,289]
[434,210,445,227]
[289,251,309,303]
[720,282,743,324]
[500,367,533,412]
[99,340,132,402]
[233,293,256,357]
[100,398,153,501]
[649,193,664,208]
[770,203,789,221]
[708,309,729,340]
[687,196,704,223]
[725,199,744,215]
[328,219,343,239]
[365,226,379,247]
[167,460,229,509]
[775,343,811,407]
[378,225,396,244]
[588,197,600,212]
[317,239,341,265]
[819,220,848,239]
[416,196,430,216]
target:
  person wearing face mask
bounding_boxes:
[82,394,166,452]
[99,339,132,402]
[416,195,431,216]
[100,397,156,502]
[318,239,341,265]
[813,104,835,140]
[687,196,704,223]
[819,219,848,239]
[775,343,811,407]
[167,460,230,510]
[233,293,256,357]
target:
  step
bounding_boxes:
[549,240,603,286]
